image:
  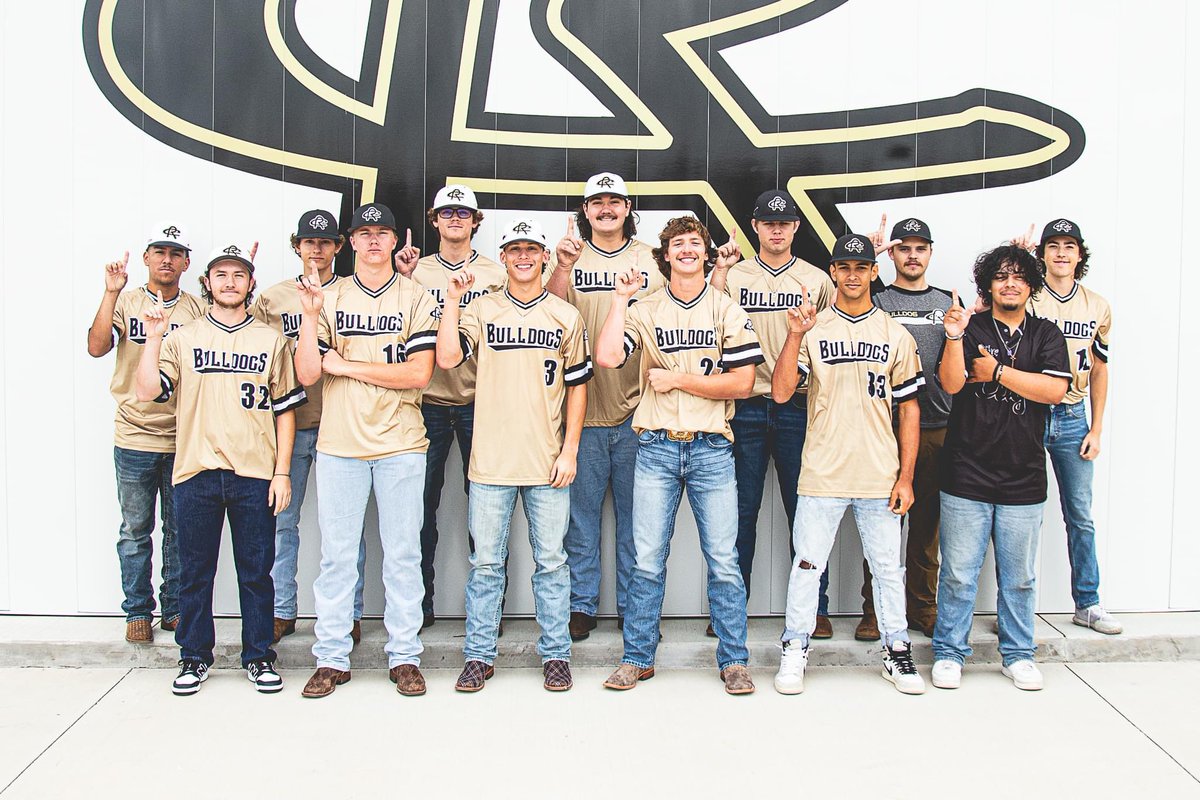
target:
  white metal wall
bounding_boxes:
[0,0,1196,617]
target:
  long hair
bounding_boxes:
[1036,239,1091,280]
[289,233,345,254]
[651,216,718,281]
[199,263,255,308]
[426,208,485,235]
[972,244,1043,307]
[574,203,638,242]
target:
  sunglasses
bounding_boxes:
[437,208,474,219]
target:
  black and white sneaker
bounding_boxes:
[246,660,283,693]
[172,660,209,696]
[882,641,926,695]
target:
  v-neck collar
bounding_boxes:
[505,289,548,310]
[205,312,254,333]
[141,286,181,308]
[832,304,876,324]
[352,272,397,298]
[585,239,632,258]
[666,284,709,309]
[436,251,479,271]
[755,255,796,277]
[1044,282,1079,303]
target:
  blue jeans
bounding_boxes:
[622,431,749,671]
[113,446,179,622]
[420,402,474,616]
[313,452,426,671]
[730,395,830,615]
[1044,402,1100,610]
[565,418,637,617]
[933,492,1044,667]
[464,482,571,664]
[783,496,910,648]
[174,470,276,667]
[271,426,365,620]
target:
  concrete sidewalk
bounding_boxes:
[1,612,1198,669]
[1,662,1198,799]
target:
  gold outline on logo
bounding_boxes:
[451,0,672,150]
[263,0,402,126]
[97,0,380,201]
[663,0,1073,246]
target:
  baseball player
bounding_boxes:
[1026,219,1119,634]
[394,185,507,630]
[294,202,440,699]
[546,172,665,641]
[709,189,836,638]
[436,218,591,693]
[134,242,305,695]
[771,233,926,696]
[86,222,205,643]
[932,244,1070,692]
[855,216,957,641]
[594,216,763,695]
[251,210,367,645]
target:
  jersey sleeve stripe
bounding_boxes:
[892,373,926,400]
[797,361,811,375]
[272,387,308,414]
[317,339,332,355]
[722,347,765,369]
[565,357,594,386]
[111,325,120,346]
[1043,369,1072,378]
[1092,340,1109,362]
[154,372,174,403]
[724,342,761,356]
[458,332,474,364]
[405,329,438,354]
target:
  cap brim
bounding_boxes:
[206,255,255,271]
[146,240,191,252]
[501,237,546,247]
[893,234,933,243]
[347,223,397,233]
[584,191,628,201]
[753,213,800,222]
[297,231,341,241]
[829,255,877,264]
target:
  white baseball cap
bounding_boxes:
[146,221,191,252]
[583,172,628,200]
[498,219,548,249]
[433,184,479,211]
[205,242,255,272]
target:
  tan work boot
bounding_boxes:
[855,614,881,641]
[126,619,153,643]
[390,664,427,696]
[812,615,833,639]
[272,617,296,644]
[720,664,755,695]
[603,663,655,690]
[301,667,351,698]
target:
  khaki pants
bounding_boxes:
[861,426,945,624]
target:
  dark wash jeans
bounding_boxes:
[730,395,829,615]
[174,469,276,667]
[113,446,179,622]
[420,401,474,616]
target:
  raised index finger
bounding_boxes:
[877,213,887,236]
[121,251,129,267]
[405,228,412,249]
[567,216,575,236]
[951,289,958,308]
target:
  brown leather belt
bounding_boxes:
[665,430,695,442]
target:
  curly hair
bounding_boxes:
[289,233,345,253]
[574,202,638,241]
[1036,239,1091,280]
[425,208,485,234]
[651,216,718,280]
[199,262,255,308]
[972,244,1043,307]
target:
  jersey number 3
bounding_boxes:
[544,359,558,387]
[866,370,887,399]
[239,382,270,410]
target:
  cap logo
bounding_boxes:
[223,245,242,256]
[597,176,615,188]
[1052,219,1073,233]
[844,237,865,254]
[767,196,787,212]
[512,222,532,234]
[361,206,383,223]
[446,188,465,201]
[162,225,181,239]
[903,219,921,232]
[309,214,329,230]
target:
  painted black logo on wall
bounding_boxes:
[82,0,1084,271]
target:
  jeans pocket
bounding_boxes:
[702,434,733,450]
[637,429,660,445]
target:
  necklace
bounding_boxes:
[992,316,1024,365]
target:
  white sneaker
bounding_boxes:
[931,659,962,689]
[172,660,209,696]
[881,642,925,694]
[774,639,808,695]
[1073,605,1123,635]
[1001,659,1044,691]
[245,660,284,693]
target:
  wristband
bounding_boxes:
[944,332,964,341]
[994,364,1005,383]
[274,473,290,477]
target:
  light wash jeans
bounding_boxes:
[782,496,910,648]
[565,418,637,617]
[463,482,571,665]
[933,491,1044,667]
[622,430,749,671]
[312,451,426,671]
[272,426,365,620]
[1044,402,1101,610]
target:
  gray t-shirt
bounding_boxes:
[873,285,957,428]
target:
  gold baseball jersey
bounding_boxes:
[723,256,835,398]
[156,314,306,484]
[314,272,441,459]
[458,290,592,485]
[1029,281,1111,405]
[795,305,924,498]
[110,286,206,451]
[562,239,666,426]
[250,273,341,430]
[621,285,765,440]
[411,251,507,406]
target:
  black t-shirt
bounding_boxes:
[939,311,1070,505]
